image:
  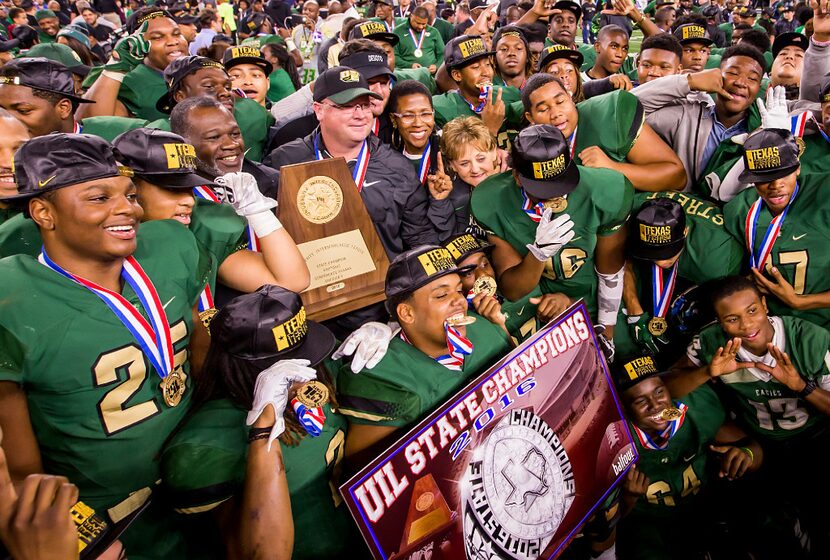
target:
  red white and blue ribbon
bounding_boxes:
[632,402,688,450]
[198,283,214,313]
[193,185,220,203]
[400,324,474,371]
[790,111,809,138]
[568,127,578,158]
[651,262,678,320]
[744,181,800,270]
[383,19,395,31]
[73,121,83,134]
[38,249,174,379]
[409,27,425,53]
[314,132,370,191]
[291,398,325,437]
[417,140,431,185]
[520,188,545,223]
[458,85,490,114]
[371,117,380,136]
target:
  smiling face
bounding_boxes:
[0,116,29,204]
[524,79,578,138]
[495,34,527,79]
[623,377,674,435]
[228,62,269,105]
[134,178,195,226]
[771,46,804,86]
[714,287,773,355]
[451,58,494,98]
[183,104,245,174]
[144,16,188,71]
[38,16,59,36]
[33,176,144,262]
[448,142,498,187]
[754,168,799,216]
[175,67,234,111]
[398,272,470,350]
[718,55,763,117]
[391,92,434,152]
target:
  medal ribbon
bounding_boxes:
[291,398,326,437]
[73,121,83,134]
[198,282,214,313]
[632,402,688,450]
[520,188,545,223]
[568,127,577,157]
[651,263,678,319]
[458,86,489,114]
[790,111,809,137]
[744,181,800,270]
[409,27,425,52]
[417,140,431,185]
[38,249,174,379]
[400,324,473,371]
[383,19,395,31]
[371,117,380,136]
[193,186,220,203]
[314,133,370,191]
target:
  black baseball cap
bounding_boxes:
[739,128,801,184]
[702,4,720,17]
[511,124,580,200]
[536,44,583,72]
[444,35,495,69]
[350,20,399,46]
[737,6,756,18]
[156,55,228,113]
[373,0,394,6]
[469,0,489,10]
[170,1,198,24]
[554,0,582,20]
[673,23,714,46]
[211,285,336,368]
[0,57,93,104]
[223,45,274,75]
[781,2,795,11]
[772,32,808,59]
[385,245,475,310]
[612,354,664,392]
[339,50,394,81]
[312,66,382,103]
[493,26,529,52]
[444,233,494,264]
[4,134,133,201]
[629,198,686,261]
[112,129,214,190]
[126,7,173,33]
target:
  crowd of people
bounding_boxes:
[0,0,829,557]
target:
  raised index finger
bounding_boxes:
[437,151,445,175]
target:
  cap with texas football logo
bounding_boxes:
[223,44,274,75]
[673,23,714,46]
[536,43,584,72]
[738,128,801,184]
[444,34,495,69]
[384,245,475,310]
[511,124,580,201]
[349,19,399,46]
[629,198,687,261]
[156,55,227,113]
[611,354,663,392]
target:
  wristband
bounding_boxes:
[248,426,273,443]
[102,70,126,83]
[596,266,624,326]
[286,39,297,51]
[739,446,754,464]
[798,378,817,399]
[811,36,830,47]
[246,210,283,238]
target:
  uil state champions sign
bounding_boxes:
[340,302,637,560]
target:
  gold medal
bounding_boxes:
[446,314,477,327]
[648,316,668,336]
[160,370,186,407]
[199,308,217,332]
[660,407,682,421]
[472,275,497,297]
[796,136,806,158]
[543,197,568,213]
[296,380,329,408]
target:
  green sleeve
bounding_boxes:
[0,323,24,384]
[682,383,726,436]
[118,65,169,122]
[336,369,421,427]
[786,317,830,381]
[576,89,644,163]
[394,67,438,94]
[686,324,723,367]
[595,172,635,236]
[0,213,40,258]
[81,116,170,143]
[233,98,274,162]
[267,68,297,103]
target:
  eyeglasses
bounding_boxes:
[392,111,435,125]
[322,100,372,115]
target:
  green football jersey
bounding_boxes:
[432,86,523,149]
[336,313,511,427]
[687,315,830,441]
[83,64,169,122]
[723,175,830,329]
[0,220,211,511]
[573,89,644,165]
[268,67,297,103]
[796,131,830,179]
[636,191,743,283]
[630,384,725,516]
[503,288,543,345]
[161,398,362,559]
[80,115,171,143]
[431,17,454,43]
[0,212,40,258]
[190,198,248,292]
[0,205,19,227]
[470,169,633,315]
[394,66,438,94]
[393,20,445,70]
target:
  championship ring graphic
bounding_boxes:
[462,408,575,560]
[296,175,344,224]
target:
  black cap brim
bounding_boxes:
[32,84,94,103]
[447,50,496,69]
[630,238,685,261]
[554,0,582,19]
[537,49,583,72]
[738,162,799,184]
[353,64,394,81]
[136,171,216,190]
[175,15,199,24]
[363,32,399,46]
[246,320,337,369]
[518,161,580,200]
[385,263,476,312]
[224,56,274,75]
[679,36,714,47]
[71,64,91,77]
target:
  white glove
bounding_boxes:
[526,210,575,262]
[215,171,282,238]
[246,359,317,450]
[331,321,397,373]
[756,85,790,130]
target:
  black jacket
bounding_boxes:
[266,112,394,156]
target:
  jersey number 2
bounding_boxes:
[92,321,189,436]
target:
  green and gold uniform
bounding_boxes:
[0,205,19,228]
[503,288,544,345]
[724,175,830,329]
[268,67,297,103]
[83,64,169,122]
[161,398,363,559]
[470,169,633,316]
[0,221,210,557]
[336,313,510,427]
[618,385,726,559]
[687,315,830,441]
[796,131,830,179]
[394,66,438,93]
[572,89,644,164]
[393,20,445,70]
[78,98,274,162]
[432,86,523,149]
